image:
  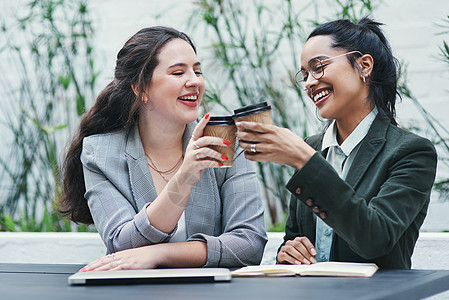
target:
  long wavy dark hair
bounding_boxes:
[308,17,399,125]
[58,26,196,224]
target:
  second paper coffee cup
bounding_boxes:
[233,101,272,124]
[203,116,236,167]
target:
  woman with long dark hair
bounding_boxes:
[235,17,437,269]
[58,26,266,271]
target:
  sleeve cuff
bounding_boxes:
[134,203,177,244]
[286,152,330,195]
[188,234,221,267]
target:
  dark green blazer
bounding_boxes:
[280,111,437,269]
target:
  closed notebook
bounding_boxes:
[231,262,378,277]
[68,268,231,285]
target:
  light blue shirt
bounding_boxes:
[315,107,378,262]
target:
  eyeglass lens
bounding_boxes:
[295,51,362,86]
[295,58,324,84]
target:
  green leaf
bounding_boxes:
[1,214,17,232]
[76,95,86,116]
[58,74,71,89]
[43,124,68,135]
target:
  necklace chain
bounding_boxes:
[145,151,183,182]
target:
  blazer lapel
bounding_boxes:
[123,120,215,236]
[345,112,389,189]
[124,124,158,211]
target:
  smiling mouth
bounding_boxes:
[178,95,198,102]
[312,89,331,103]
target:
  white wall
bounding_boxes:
[1,0,449,230]
[86,0,449,231]
[1,232,448,269]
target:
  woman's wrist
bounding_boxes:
[156,241,207,267]
[290,144,316,170]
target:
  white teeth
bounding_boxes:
[313,90,330,102]
[179,95,197,101]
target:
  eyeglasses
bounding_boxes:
[295,51,363,85]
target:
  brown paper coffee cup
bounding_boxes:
[233,102,272,125]
[203,116,236,167]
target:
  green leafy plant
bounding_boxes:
[426,15,449,201]
[1,0,446,233]
[0,0,98,231]
[189,0,376,225]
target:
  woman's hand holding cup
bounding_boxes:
[176,113,231,186]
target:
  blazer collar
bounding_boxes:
[313,111,390,189]
[125,124,144,160]
[344,110,390,188]
[124,124,157,210]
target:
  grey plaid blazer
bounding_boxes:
[81,121,267,267]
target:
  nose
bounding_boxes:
[304,77,318,98]
[185,71,202,87]
[304,74,318,91]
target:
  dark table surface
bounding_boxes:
[1,263,449,300]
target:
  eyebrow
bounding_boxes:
[311,55,330,62]
[301,55,331,70]
[167,62,201,69]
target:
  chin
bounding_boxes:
[316,109,328,120]
[183,111,199,124]
[316,106,335,120]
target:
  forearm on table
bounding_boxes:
[156,241,207,268]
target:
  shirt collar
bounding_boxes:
[322,106,378,156]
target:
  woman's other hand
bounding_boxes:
[78,247,161,272]
[235,121,316,170]
[277,236,317,265]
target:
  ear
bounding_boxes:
[131,83,149,103]
[358,54,374,77]
[131,83,139,96]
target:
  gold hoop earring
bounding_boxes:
[142,93,149,104]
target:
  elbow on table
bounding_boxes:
[234,234,268,266]
[247,240,267,265]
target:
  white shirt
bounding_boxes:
[315,107,378,262]
[169,212,187,243]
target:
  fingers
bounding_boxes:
[79,253,129,272]
[235,121,274,155]
[239,140,262,154]
[188,112,232,167]
[189,113,232,168]
[293,236,317,257]
[189,136,229,168]
[235,123,267,143]
[193,147,228,162]
[93,259,124,271]
[235,121,269,134]
[191,112,210,141]
[277,237,317,265]
[80,253,120,272]
[193,135,232,149]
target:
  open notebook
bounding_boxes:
[68,268,231,285]
[231,262,379,277]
